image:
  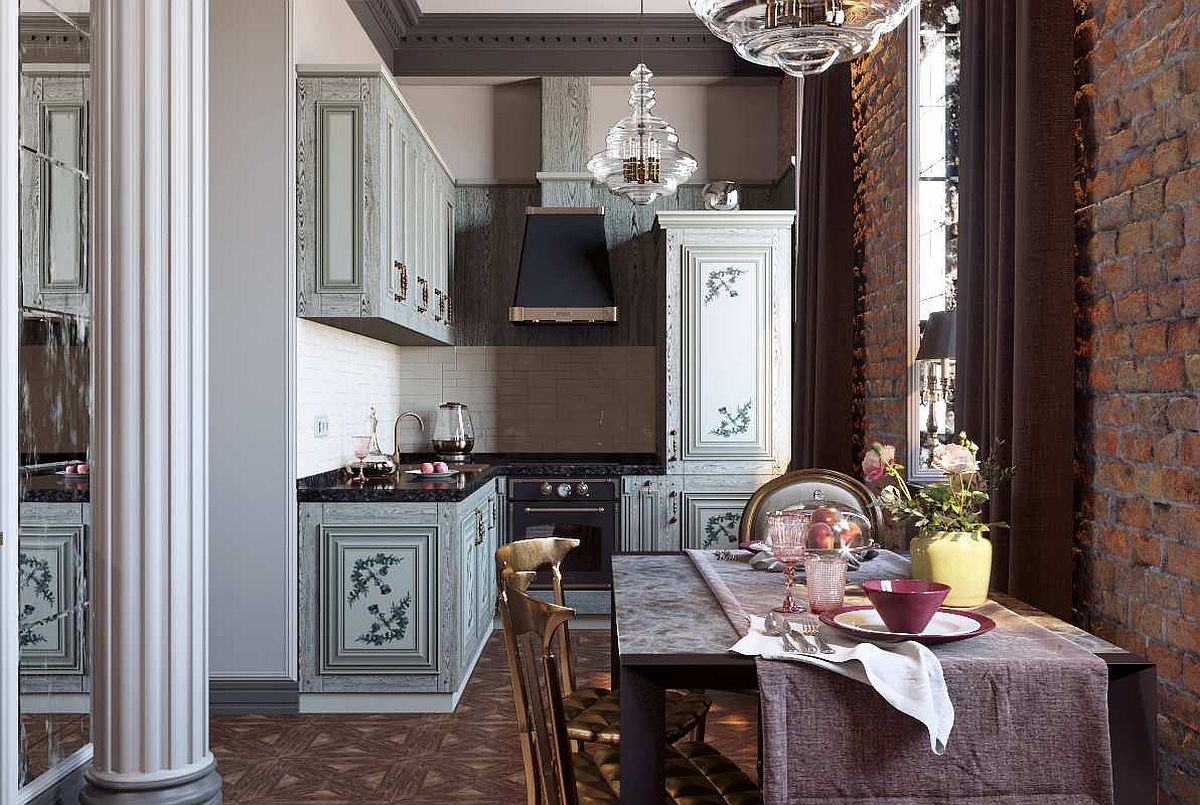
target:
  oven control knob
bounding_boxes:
[556,483,573,498]
[540,482,553,496]
[575,482,590,497]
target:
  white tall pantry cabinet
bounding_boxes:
[623,211,794,552]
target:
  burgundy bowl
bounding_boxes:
[862,579,952,634]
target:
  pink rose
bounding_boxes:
[931,443,979,475]
[862,443,896,483]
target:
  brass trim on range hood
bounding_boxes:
[509,306,619,323]
[525,206,604,215]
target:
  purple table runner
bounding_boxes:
[686,550,1114,805]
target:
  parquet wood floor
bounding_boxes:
[213,630,759,804]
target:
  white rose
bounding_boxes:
[931,443,980,475]
[879,485,901,506]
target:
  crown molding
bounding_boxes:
[348,5,776,77]
[346,0,423,63]
[17,13,89,65]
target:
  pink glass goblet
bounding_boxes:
[769,510,812,613]
[351,435,371,482]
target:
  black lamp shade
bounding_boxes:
[916,310,956,361]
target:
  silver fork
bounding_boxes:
[764,611,815,655]
[794,618,836,655]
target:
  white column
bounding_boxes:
[85,1,219,802]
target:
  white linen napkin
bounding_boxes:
[733,615,955,754]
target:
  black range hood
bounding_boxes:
[509,207,618,324]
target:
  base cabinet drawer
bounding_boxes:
[318,523,439,675]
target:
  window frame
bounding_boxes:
[905,4,959,483]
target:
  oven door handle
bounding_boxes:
[521,506,608,514]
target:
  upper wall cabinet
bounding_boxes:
[20,70,90,319]
[657,211,794,477]
[297,66,455,347]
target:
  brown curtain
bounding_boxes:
[957,0,1076,619]
[792,64,855,475]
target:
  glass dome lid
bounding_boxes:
[587,63,698,206]
[690,0,917,77]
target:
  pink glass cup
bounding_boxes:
[804,554,849,614]
[768,510,812,613]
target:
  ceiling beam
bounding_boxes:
[343,3,776,78]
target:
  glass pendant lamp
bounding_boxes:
[690,0,918,76]
[587,63,698,206]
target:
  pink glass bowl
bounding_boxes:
[862,579,952,634]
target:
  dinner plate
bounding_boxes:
[55,470,89,477]
[403,469,458,480]
[820,605,996,644]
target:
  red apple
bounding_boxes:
[832,520,863,546]
[807,522,836,550]
[77,463,90,474]
[433,461,449,473]
[809,505,842,526]
[65,464,77,474]
[420,462,435,474]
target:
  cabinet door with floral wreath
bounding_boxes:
[318,524,438,675]
[659,212,792,478]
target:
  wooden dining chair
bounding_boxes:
[495,538,712,748]
[498,578,763,805]
[739,467,886,547]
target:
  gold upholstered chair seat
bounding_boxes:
[572,741,763,805]
[564,686,712,745]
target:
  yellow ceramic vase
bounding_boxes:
[910,531,993,607]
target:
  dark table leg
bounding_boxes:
[610,586,620,689]
[619,664,664,804]
[1102,654,1157,805]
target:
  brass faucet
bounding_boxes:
[393,411,426,465]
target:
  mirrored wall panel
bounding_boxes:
[16,0,91,790]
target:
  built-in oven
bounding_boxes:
[507,477,618,588]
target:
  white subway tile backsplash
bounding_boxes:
[297,325,658,475]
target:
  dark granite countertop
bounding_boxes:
[21,471,90,503]
[297,452,665,503]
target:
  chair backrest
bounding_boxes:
[495,537,581,694]
[739,468,886,547]
[498,577,579,805]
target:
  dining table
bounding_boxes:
[610,552,1156,805]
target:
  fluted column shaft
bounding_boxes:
[86,1,218,802]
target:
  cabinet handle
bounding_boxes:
[476,509,486,546]
[417,278,429,313]
[393,260,408,302]
[433,289,445,322]
[490,497,498,528]
[668,491,679,524]
[445,294,453,325]
[668,430,679,462]
[524,506,607,514]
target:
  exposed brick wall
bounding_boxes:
[851,25,910,521]
[1073,0,1200,801]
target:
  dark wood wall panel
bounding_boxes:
[452,183,777,347]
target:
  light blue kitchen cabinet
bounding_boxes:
[657,211,794,479]
[620,475,681,552]
[298,479,504,711]
[297,66,454,347]
[20,69,90,319]
[18,503,88,680]
[678,474,781,550]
